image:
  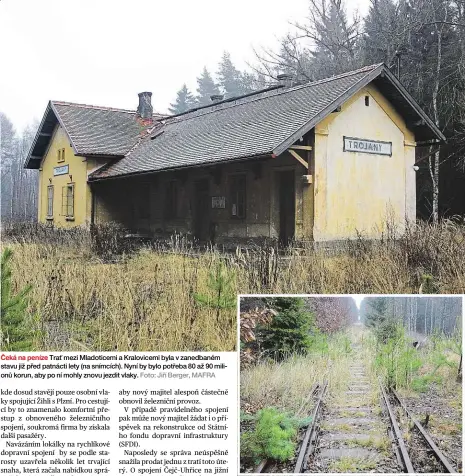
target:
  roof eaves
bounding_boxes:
[380,67,446,142]
[272,64,385,156]
[50,101,80,155]
[88,151,273,182]
[24,101,54,169]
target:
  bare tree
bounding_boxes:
[0,112,38,222]
[253,0,362,82]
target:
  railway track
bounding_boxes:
[253,382,327,474]
[382,386,457,473]
[252,380,457,474]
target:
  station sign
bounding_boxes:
[54,164,69,176]
[343,137,392,156]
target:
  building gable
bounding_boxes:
[313,85,416,241]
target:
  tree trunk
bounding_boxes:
[429,7,446,223]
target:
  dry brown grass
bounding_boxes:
[240,337,353,414]
[235,219,465,294]
[2,217,464,351]
[5,243,236,351]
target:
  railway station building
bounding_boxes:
[25,63,444,244]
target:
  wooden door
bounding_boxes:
[193,179,210,241]
[278,171,295,245]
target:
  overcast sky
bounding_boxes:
[0,0,369,133]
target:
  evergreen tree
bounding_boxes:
[169,84,197,114]
[196,67,221,106]
[217,51,245,98]
[1,248,34,351]
[193,262,236,324]
[362,0,407,66]
[310,0,361,78]
[362,296,402,343]
[363,296,388,328]
[241,71,259,94]
[259,298,315,360]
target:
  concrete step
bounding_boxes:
[327,417,378,426]
[332,409,374,417]
[318,448,381,460]
[320,432,378,442]
[332,406,374,413]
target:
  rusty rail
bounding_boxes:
[380,384,415,473]
[294,381,328,473]
[391,389,456,473]
[253,383,322,474]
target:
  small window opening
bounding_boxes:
[136,183,151,220]
[365,95,370,106]
[230,174,246,219]
[57,148,65,163]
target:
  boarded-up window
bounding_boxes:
[61,184,74,218]
[165,181,178,219]
[47,185,54,217]
[230,174,246,218]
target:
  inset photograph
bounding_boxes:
[239,295,463,473]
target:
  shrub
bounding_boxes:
[374,324,423,389]
[258,298,316,360]
[1,248,34,351]
[90,222,133,259]
[374,324,461,392]
[240,407,300,464]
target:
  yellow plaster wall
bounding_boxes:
[313,85,416,241]
[38,125,91,227]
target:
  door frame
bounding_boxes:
[272,166,297,245]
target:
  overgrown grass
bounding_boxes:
[2,218,465,350]
[329,456,378,472]
[347,435,390,453]
[2,243,236,351]
[372,324,461,393]
[241,333,353,414]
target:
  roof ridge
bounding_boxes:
[52,100,137,114]
[166,63,384,127]
[285,63,385,92]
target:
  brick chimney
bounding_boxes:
[277,73,293,88]
[210,94,224,103]
[137,92,153,120]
